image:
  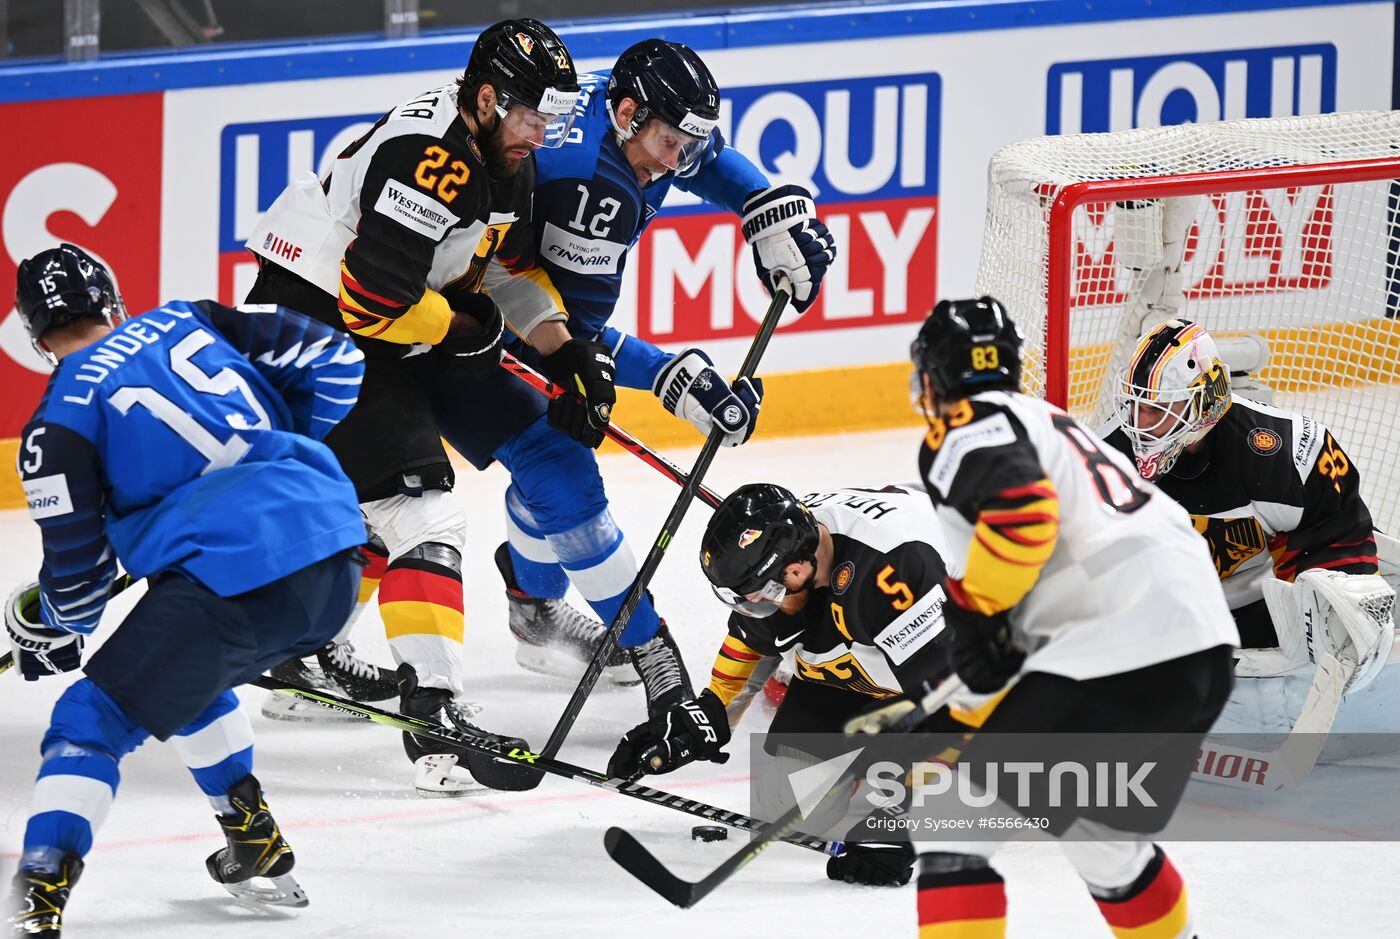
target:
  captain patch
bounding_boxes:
[1247,428,1282,456]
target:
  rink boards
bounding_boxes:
[0,0,1396,506]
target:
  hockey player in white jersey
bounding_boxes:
[877,296,1236,939]
[1103,319,1398,737]
[608,481,954,888]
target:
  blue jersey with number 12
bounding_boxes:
[18,300,366,633]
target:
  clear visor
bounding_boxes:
[1112,376,1195,479]
[497,93,578,149]
[634,119,709,172]
[710,579,787,619]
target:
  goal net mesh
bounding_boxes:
[976,111,1400,535]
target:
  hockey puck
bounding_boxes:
[691,825,729,842]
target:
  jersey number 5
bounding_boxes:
[1051,414,1149,514]
[110,330,271,475]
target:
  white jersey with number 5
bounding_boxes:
[917,390,1238,681]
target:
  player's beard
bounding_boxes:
[477,115,523,179]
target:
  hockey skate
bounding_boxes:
[261,640,398,721]
[7,854,82,936]
[397,664,543,795]
[630,620,695,719]
[495,543,637,686]
[206,774,308,908]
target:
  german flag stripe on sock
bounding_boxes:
[1095,848,1190,939]
[357,542,390,604]
[918,867,1006,939]
[380,559,464,642]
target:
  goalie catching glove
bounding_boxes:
[741,185,835,315]
[608,689,730,779]
[6,581,83,681]
[653,348,763,447]
[539,339,617,449]
[1266,568,1396,693]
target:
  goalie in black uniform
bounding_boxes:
[1103,319,1396,719]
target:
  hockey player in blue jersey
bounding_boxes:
[423,39,837,717]
[4,245,367,935]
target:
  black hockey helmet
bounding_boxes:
[607,39,719,171]
[911,296,1022,401]
[609,39,720,139]
[15,243,127,365]
[700,483,819,618]
[463,19,580,146]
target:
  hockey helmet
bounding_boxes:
[464,19,580,148]
[607,39,720,173]
[15,243,127,366]
[1114,319,1231,480]
[700,483,819,618]
[911,296,1022,407]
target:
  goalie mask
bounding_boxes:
[700,483,819,618]
[1114,319,1231,480]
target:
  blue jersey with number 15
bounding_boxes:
[18,300,366,634]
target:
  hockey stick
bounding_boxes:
[1191,652,1355,792]
[606,676,966,908]
[250,673,836,855]
[1,573,138,678]
[500,351,724,510]
[540,285,792,759]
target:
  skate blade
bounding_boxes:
[219,872,309,909]
[260,694,363,723]
[414,753,485,798]
[514,644,639,687]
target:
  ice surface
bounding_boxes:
[3,427,1398,937]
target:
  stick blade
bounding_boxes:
[604,827,698,908]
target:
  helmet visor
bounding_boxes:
[710,579,787,619]
[635,118,710,172]
[497,86,579,149]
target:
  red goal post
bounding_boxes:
[976,112,1400,534]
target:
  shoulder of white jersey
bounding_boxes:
[921,391,1033,498]
[383,84,463,136]
[803,485,942,556]
[1223,395,1327,483]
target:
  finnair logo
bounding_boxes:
[1047,44,1337,135]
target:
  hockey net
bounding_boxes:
[977,110,1400,535]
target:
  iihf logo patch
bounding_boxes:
[738,528,762,548]
[831,561,855,595]
[1248,428,1282,456]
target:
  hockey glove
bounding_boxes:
[653,348,764,447]
[608,689,731,779]
[540,339,617,449]
[827,841,915,887]
[741,185,836,315]
[945,601,1024,695]
[435,291,505,378]
[6,582,83,681]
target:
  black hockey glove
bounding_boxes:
[945,601,1024,695]
[608,689,731,779]
[539,339,617,449]
[827,840,915,887]
[435,291,505,378]
[6,582,83,681]
[741,185,836,315]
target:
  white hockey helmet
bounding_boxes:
[1113,319,1231,480]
